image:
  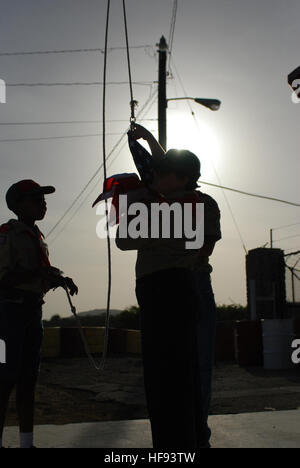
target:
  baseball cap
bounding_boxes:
[153,149,201,185]
[6,180,55,210]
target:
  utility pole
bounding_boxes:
[156,35,221,150]
[158,36,168,150]
[291,268,296,303]
[270,229,273,248]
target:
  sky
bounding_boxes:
[1,0,300,319]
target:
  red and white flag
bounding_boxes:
[92,173,144,224]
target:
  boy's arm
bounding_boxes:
[115,212,156,251]
[50,274,78,296]
[0,265,64,290]
[115,211,187,252]
[115,233,151,251]
[131,124,165,162]
[115,229,186,252]
[196,194,221,258]
[0,231,78,295]
[38,266,78,296]
[196,238,216,258]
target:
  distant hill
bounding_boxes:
[44,306,140,329]
[75,309,122,318]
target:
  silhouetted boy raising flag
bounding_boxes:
[93,124,221,449]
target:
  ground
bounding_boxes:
[4,357,300,426]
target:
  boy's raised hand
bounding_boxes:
[131,124,151,141]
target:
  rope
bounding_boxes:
[65,0,112,373]
[63,286,104,371]
[43,4,143,371]
[58,95,159,369]
[122,0,136,129]
[101,0,112,371]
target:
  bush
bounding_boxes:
[216,304,249,322]
[44,304,248,329]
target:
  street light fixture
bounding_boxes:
[194,98,221,111]
[167,97,221,111]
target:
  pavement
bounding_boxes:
[3,410,300,448]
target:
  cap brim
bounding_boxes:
[92,194,102,208]
[27,186,56,196]
[40,186,56,194]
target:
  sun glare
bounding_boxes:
[167,111,222,181]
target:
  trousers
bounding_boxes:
[0,301,43,384]
[136,268,216,449]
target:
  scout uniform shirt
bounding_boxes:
[193,190,222,274]
[116,189,221,279]
[0,219,50,297]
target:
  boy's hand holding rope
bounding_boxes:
[40,266,79,296]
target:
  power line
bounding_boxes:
[168,0,178,73]
[170,57,248,254]
[42,132,300,240]
[46,88,158,240]
[43,115,300,247]
[0,132,126,143]
[48,91,158,243]
[48,175,102,246]
[0,118,157,126]
[46,90,157,241]
[285,250,300,257]
[273,233,300,243]
[47,138,130,246]
[169,60,300,247]
[272,222,300,231]
[194,112,248,255]
[0,45,153,57]
[200,180,300,207]
[6,80,153,87]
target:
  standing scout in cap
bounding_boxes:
[115,124,221,449]
[0,180,78,449]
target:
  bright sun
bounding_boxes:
[166,111,222,181]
